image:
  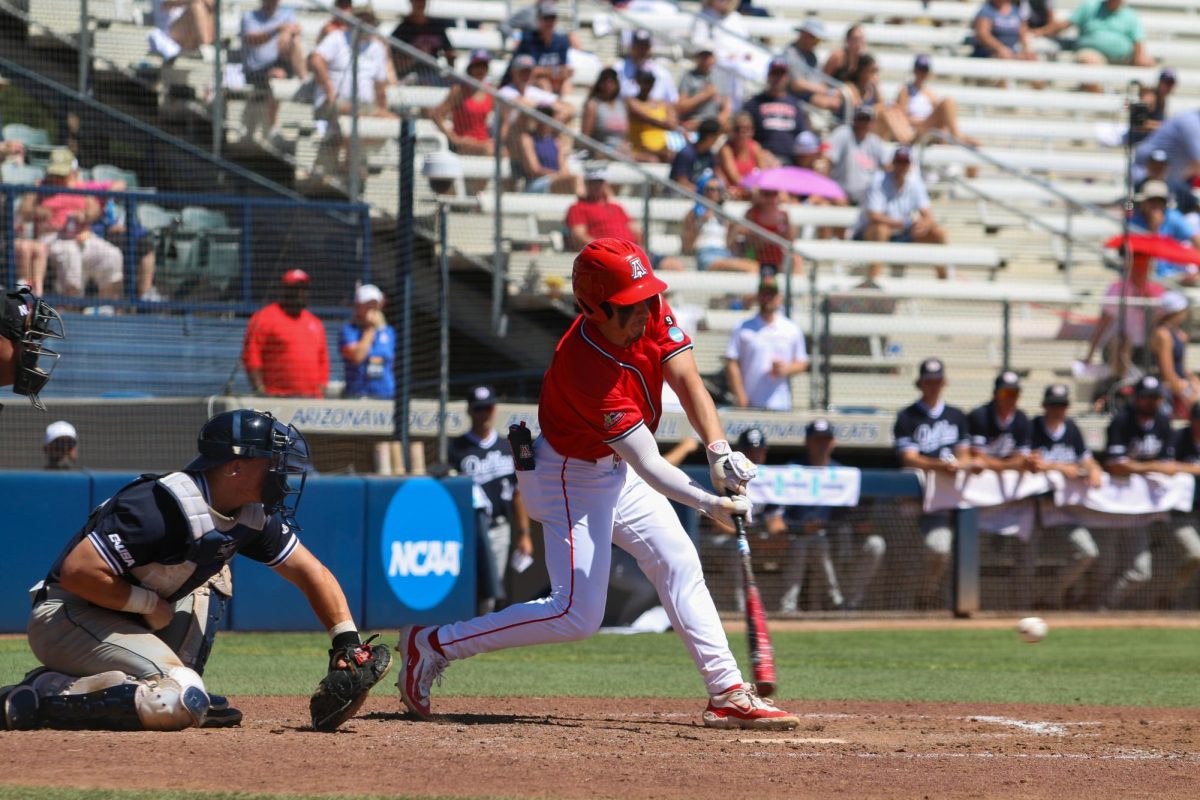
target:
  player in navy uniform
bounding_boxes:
[449,385,533,613]
[1157,401,1200,607]
[0,286,64,410]
[1028,384,1102,608]
[893,357,974,608]
[2,409,379,732]
[1099,376,1178,608]
[967,371,1033,471]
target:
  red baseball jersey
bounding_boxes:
[539,299,693,460]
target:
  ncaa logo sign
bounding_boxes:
[381,479,464,610]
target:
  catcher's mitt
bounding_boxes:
[310,634,392,732]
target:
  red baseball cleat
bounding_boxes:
[397,625,448,720]
[703,684,800,730]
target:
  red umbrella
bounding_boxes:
[740,167,847,201]
[1104,233,1200,265]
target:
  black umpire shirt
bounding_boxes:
[894,401,971,461]
[968,400,1032,458]
[1104,406,1175,463]
[449,430,518,528]
[1030,416,1092,464]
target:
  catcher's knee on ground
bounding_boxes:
[5,667,209,731]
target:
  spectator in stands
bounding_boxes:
[1135,109,1200,193]
[1131,69,1176,145]
[499,55,573,124]
[1150,292,1200,418]
[429,50,499,157]
[822,23,867,85]
[19,149,124,301]
[1026,0,1059,37]
[1099,375,1177,608]
[316,0,353,44]
[670,118,723,192]
[891,55,980,147]
[1040,0,1153,71]
[744,59,810,164]
[339,283,395,400]
[147,0,214,61]
[677,44,731,132]
[311,7,395,118]
[390,0,455,83]
[792,131,823,172]
[1083,250,1164,391]
[843,54,910,143]
[512,3,573,97]
[724,279,808,411]
[564,166,684,270]
[854,147,947,284]
[716,111,773,199]
[690,0,754,110]
[12,191,49,297]
[43,420,78,471]
[241,0,309,142]
[827,107,887,207]
[617,30,679,106]
[968,371,1034,472]
[1129,180,1200,283]
[512,106,581,194]
[1162,403,1200,604]
[1028,383,1102,609]
[972,0,1035,61]
[737,190,803,276]
[626,71,678,164]
[581,67,629,157]
[242,269,329,398]
[783,18,843,113]
[681,174,760,273]
[79,173,160,302]
[893,357,973,609]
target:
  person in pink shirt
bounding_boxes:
[1084,252,1165,407]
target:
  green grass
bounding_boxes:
[0,791,504,800]
[2,627,1196,707]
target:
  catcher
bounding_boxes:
[1,409,389,732]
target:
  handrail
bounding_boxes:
[914,129,1124,283]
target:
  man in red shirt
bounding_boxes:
[564,166,683,270]
[242,269,328,398]
[399,238,799,730]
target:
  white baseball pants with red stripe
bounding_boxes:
[435,437,744,694]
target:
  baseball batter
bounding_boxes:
[2,409,382,732]
[399,239,800,730]
[0,286,64,409]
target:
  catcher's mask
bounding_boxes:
[1,287,65,410]
[187,409,311,529]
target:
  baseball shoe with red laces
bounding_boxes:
[703,684,800,730]
[397,625,448,720]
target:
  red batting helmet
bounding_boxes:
[572,238,667,322]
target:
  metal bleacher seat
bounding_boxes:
[91,163,139,188]
[1,162,47,186]
[155,207,241,300]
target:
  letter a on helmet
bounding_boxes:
[572,238,668,322]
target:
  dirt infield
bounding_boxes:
[2,696,1198,799]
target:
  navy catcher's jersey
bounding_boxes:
[44,472,298,602]
[1030,416,1091,464]
[1104,407,1174,463]
[967,401,1032,458]
[1170,426,1200,464]
[893,401,970,460]
[449,430,516,527]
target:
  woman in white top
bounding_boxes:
[681,174,760,273]
[891,55,979,147]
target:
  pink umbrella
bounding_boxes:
[740,167,847,201]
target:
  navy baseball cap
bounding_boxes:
[632,29,652,44]
[918,357,945,381]
[537,2,558,17]
[1135,375,1163,397]
[914,54,931,71]
[1043,383,1070,406]
[1160,67,1177,84]
[466,384,498,409]
[853,105,875,121]
[767,58,789,75]
[512,54,536,71]
[994,370,1021,392]
[468,49,492,65]
[737,427,767,450]
[892,146,912,165]
[806,418,834,439]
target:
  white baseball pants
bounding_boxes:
[435,437,744,695]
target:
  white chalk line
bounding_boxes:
[737,737,848,745]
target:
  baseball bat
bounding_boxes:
[732,512,777,697]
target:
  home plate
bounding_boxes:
[737,738,847,745]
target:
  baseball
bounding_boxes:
[1017,617,1048,644]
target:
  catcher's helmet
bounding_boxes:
[572,238,667,322]
[2,287,65,410]
[186,409,310,528]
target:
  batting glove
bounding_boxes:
[707,439,758,496]
[702,494,753,530]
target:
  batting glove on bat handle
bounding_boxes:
[706,440,758,496]
[703,494,752,529]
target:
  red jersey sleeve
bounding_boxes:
[656,300,694,363]
[242,308,267,371]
